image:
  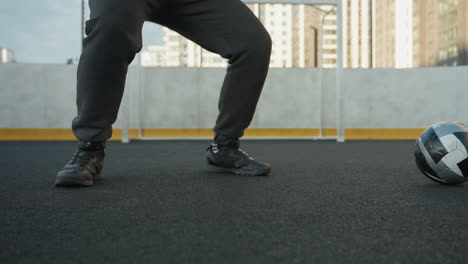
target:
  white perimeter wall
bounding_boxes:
[1,64,467,130]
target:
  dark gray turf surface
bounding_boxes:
[1,140,468,264]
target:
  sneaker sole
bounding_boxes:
[54,172,102,187]
[204,163,271,176]
[55,177,93,187]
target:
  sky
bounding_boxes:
[0,0,163,64]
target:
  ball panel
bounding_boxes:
[432,121,465,138]
[438,134,468,177]
[439,134,468,154]
[421,127,448,163]
[437,167,467,185]
[440,149,467,177]
[419,127,436,145]
[457,157,468,177]
[452,132,468,147]
[414,139,440,180]
[416,138,459,184]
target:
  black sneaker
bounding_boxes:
[55,141,105,187]
[204,143,271,176]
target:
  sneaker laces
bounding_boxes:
[69,149,95,165]
[238,148,254,160]
[68,141,105,165]
[211,143,253,160]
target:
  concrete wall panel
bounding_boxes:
[1,64,467,131]
[253,68,321,128]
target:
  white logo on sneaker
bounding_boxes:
[211,143,219,154]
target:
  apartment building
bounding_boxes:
[413,0,468,66]
[141,0,468,69]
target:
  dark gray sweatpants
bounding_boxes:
[72,0,272,145]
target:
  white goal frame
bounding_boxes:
[121,0,344,143]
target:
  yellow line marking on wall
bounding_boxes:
[0,128,425,141]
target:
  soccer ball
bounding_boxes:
[414,121,468,185]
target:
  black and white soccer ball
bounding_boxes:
[414,121,468,185]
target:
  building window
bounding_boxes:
[439,49,448,60]
[447,14,457,25]
[448,46,458,57]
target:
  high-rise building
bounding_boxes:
[255,3,294,67]
[372,0,414,68]
[413,0,468,67]
[154,27,227,67]
[319,6,338,68]
[372,0,467,68]
[344,0,372,68]
[372,0,395,68]
[248,4,330,68]
[395,0,414,68]
[149,3,333,68]
[0,48,15,64]
[141,45,167,67]
[251,3,328,68]
[162,29,186,67]
[141,1,467,69]
[298,5,324,68]
[140,2,340,68]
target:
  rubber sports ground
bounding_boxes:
[2,140,467,263]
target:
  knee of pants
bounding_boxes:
[85,16,143,62]
[233,27,272,64]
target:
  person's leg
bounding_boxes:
[153,0,272,175]
[155,0,272,146]
[56,0,156,187]
[72,0,151,142]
